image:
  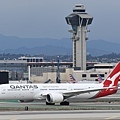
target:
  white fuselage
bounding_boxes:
[0,83,102,100]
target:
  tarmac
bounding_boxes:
[0,100,120,111]
[0,101,120,120]
[0,110,120,120]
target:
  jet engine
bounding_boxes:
[46,93,64,103]
[18,99,34,103]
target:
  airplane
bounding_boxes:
[0,62,120,105]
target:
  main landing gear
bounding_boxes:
[46,101,69,105]
[46,102,55,105]
[25,106,29,111]
[60,101,69,105]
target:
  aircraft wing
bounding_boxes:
[34,87,109,100]
[62,87,109,98]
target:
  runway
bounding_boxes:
[0,110,120,120]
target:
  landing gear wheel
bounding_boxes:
[60,101,69,105]
[46,102,55,105]
[25,106,28,111]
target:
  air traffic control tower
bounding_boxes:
[65,4,93,70]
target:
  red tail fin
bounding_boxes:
[103,62,120,87]
[93,62,120,98]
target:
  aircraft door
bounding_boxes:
[1,87,6,94]
[68,86,73,91]
[30,88,34,94]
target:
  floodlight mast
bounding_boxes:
[65,4,93,70]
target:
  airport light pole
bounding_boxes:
[56,56,61,83]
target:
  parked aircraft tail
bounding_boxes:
[69,74,77,83]
[97,74,103,83]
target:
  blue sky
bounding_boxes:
[0,0,120,43]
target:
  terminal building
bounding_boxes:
[0,60,27,80]
[18,56,44,62]
[0,58,116,83]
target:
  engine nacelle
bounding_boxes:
[46,93,64,103]
[18,99,34,103]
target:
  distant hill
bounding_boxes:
[0,34,72,49]
[0,34,120,56]
[87,40,120,56]
[1,45,72,56]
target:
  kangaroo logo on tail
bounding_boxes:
[93,62,120,98]
[103,62,120,87]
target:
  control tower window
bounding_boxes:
[73,10,85,12]
[72,25,77,33]
[76,5,82,7]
